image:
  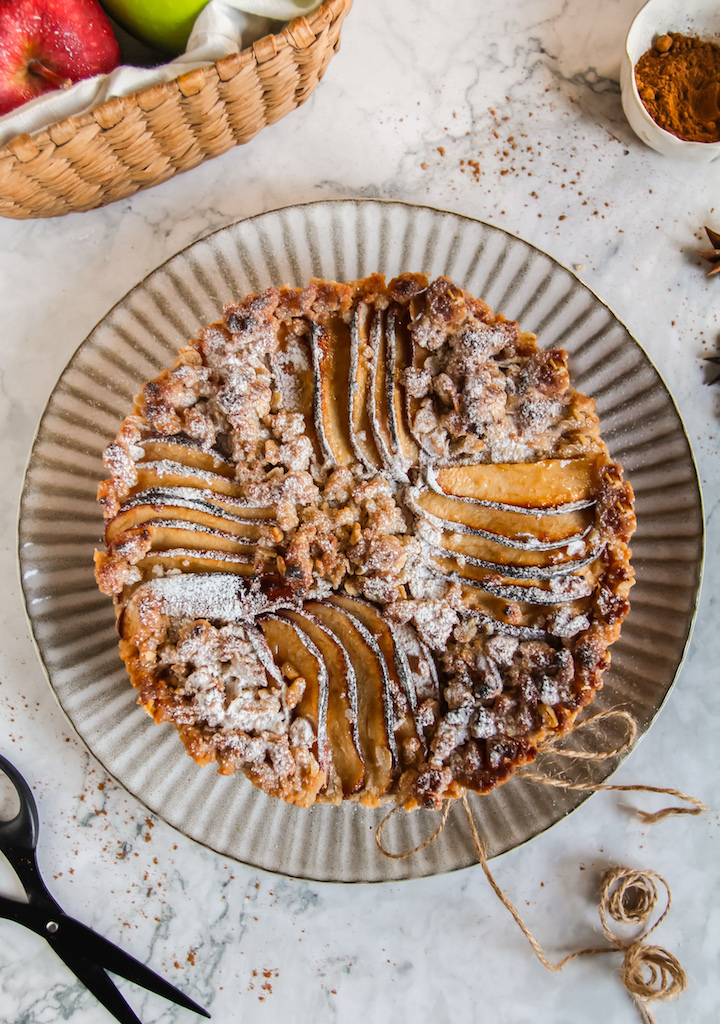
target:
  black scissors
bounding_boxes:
[0,753,210,1024]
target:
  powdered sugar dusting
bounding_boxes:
[139,573,294,623]
[96,273,634,809]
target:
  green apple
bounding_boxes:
[100,0,211,54]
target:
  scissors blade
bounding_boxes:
[51,943,145,1024]
[49,913,210,1018]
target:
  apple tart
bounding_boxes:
[95,274,635,810]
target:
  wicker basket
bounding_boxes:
[0,0,352,220]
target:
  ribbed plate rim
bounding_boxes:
[17,198,705,884]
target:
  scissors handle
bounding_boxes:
[0,753,39,852]
[0,753,58,906]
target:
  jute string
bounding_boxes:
[375,709,707,1023]
[519,709,707,824]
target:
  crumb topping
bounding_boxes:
[96,274,635,810]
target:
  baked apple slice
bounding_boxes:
[106,491,273,545]
[281,608,364,798]
[310,320,355,467]
[138,436,236,476]
[347,303,382,471]
[385,303,418,465]
[259,614,330,774]
[432,457,601,508]
[406,486,594,550]
[305,600,397,803]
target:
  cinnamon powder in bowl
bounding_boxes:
[620,0,720,162]
[635,33,720,143]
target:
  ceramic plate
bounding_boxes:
[18,200,704,882]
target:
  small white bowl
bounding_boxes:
[620,0,720,162]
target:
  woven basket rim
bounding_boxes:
[0,0,351,158]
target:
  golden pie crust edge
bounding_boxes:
[94,273,636,811]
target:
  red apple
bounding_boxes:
[0,0,121,116]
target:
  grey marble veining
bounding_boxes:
[0,1,718,1022]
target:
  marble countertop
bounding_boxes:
[1,1,718,1022]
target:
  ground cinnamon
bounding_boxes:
[635,32,720,143]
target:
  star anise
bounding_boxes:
[705,354,720,386]
[698,226,720,276]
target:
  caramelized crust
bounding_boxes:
[95,274,635,810]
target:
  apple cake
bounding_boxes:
[94,273,635,810]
